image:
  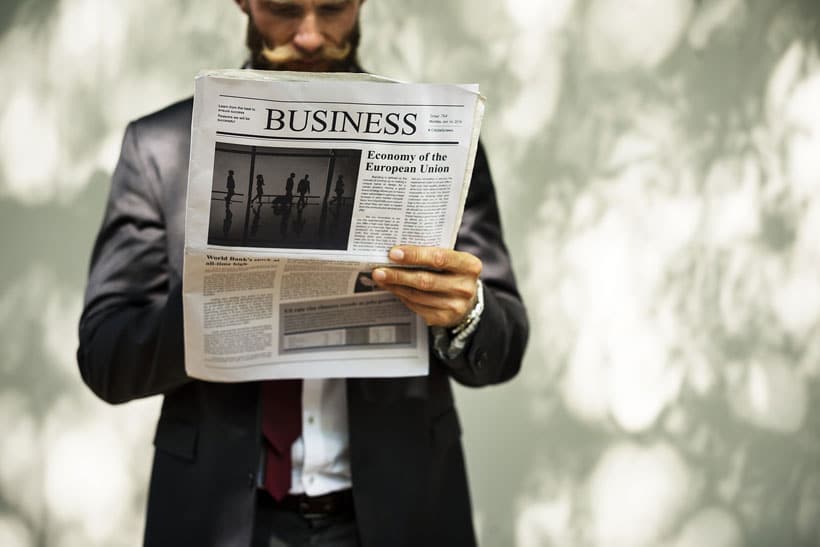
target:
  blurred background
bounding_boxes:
[1,0,820,545]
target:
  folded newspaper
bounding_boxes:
[183,69,485,381]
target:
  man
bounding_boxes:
[297,173,311,209]
[77,1,528,546]
[226,169,236,205]
[284,172,295,204]
[255,173,266,203]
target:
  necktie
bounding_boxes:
[261,379,302,500]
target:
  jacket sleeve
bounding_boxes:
[77,121,191,404]
[435,142,529,387]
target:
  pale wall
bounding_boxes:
[1,1,820,546]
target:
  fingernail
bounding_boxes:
[389,248,404,261]
[373,269,386,281]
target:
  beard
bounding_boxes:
[245,17,361,73]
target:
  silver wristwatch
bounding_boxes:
[432,279,484,360]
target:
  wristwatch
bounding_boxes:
[432,279,484,360]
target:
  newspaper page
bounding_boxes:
[183,69,485,382]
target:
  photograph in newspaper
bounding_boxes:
[208,143,360,250]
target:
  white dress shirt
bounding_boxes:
[289,378,352,495]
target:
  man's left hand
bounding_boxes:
[372,246,482,328]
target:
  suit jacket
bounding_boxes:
[77,97,528,547]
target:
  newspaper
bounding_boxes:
[182,69,485,381]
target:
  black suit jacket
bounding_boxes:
[77,97,528,547]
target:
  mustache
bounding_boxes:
[246,16,361,72]
[260,41,352,64]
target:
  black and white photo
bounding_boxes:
[207,142,360,250]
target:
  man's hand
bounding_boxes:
[372,246,482,328]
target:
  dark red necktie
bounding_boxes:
[261,379,302,500]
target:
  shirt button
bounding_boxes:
[307,415,315,425]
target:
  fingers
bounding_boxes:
[388,284,475,319]
[393,298,455,327]
[372,255,480,328]
[392,293,472,328]
[371,267,476,299]
[387,246,482,276]
[371,246,481,327]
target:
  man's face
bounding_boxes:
[236,0,363,72]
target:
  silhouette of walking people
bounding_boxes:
[297,173,311,210]
[254,173,265,203]
[284,172,295,205]
[225,169,236,205]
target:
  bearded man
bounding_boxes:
[77,1,528,546]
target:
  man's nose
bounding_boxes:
[293,14,324,54]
